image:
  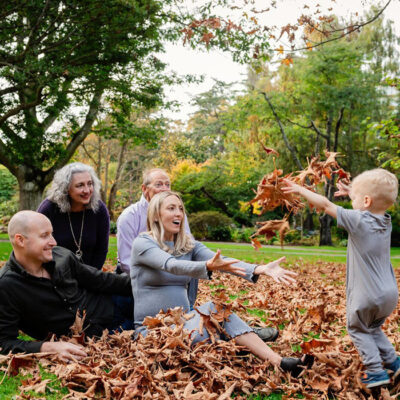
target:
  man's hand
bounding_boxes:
[334,181,350,198]
[206,249,246,276]
[41,341,87,362]
[254,256,297,285]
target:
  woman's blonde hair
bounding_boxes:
[146,191,194,255]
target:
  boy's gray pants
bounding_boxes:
[347,301,398,373]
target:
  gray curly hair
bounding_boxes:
[46,162,102,213]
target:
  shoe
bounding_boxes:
[385,356,400,379]
[280,355,314,378]
[253,327,279,342]
[361,371,390,389]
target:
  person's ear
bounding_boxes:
[364,195,373,208]
[14,233,25,247]
[142,184,150,201]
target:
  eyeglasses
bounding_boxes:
[153,182,171,189]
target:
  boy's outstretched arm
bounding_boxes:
[282,179,338,219]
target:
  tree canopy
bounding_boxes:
[0,0,394,210]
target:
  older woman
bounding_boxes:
[131,191,313,377]
[37,162,110,270]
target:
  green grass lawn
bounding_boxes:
[108,235,400,267]
[203,242,400,267]
[2,235,400,267]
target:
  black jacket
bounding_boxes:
[0,246,131,354]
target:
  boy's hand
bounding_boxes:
[281,179,303,195]
[334,181,350,198]
[254,256,297,285]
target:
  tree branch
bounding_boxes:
[46,85,104,181]
[0,138,16,175]
[274,0,392,53]
[310,120,330,141]
[284,118,312,130]
[0,122,21,145]
[261,91,303,170]
[334,107,344,152]
[40,76,73,131]
[0,86,18,96]
[81,141,99,167]
[23,0,51,58]
[0,93,42,125]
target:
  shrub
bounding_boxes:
[0,199,18,233]
[283,229,301,243]
[230,227,254,243]
[189,211,233,241]
[388,204,400,246]
[0,167,17,202]
[109,221,117,234]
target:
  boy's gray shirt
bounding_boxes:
[337,207,398,325]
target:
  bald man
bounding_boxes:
[0,211,132,360]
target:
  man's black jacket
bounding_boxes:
[0,246,131,354]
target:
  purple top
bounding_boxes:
[117,194,191,274]
[37,198,110,270]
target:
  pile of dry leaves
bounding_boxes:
[248,150,351,248]
[1,261,400,399]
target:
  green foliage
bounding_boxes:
[388,204,400,246]
[109,221,117,235]
[189,211,233,241]
[368,116,400,173]
[230,227,255,243]
[0,167,17,202]
[0,199,18,233]
[0,0,276,210]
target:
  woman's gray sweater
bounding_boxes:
[130,234,257,330]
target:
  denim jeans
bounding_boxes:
[107,294,134,332]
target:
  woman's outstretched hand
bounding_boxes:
[254,256,297,285]
[206,249,246,276]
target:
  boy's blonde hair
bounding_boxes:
[350,168,398,209]
[146,191,194,256]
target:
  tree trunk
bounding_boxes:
[319,177,335,245]
[107,140,128,221]
[18,179,46,210]
[303,210,315,231]
[319,213,333,245]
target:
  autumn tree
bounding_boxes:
[0,0,275,210]
[77,104,165,219]
[0,0,172,209]
[248,13,399,244]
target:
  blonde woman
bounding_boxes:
[130,191,313,377]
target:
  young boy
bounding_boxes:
[282,168,399,389]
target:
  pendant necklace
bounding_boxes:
[68,209,85,260]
